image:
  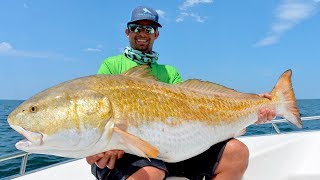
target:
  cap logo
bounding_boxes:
[136,7,156,21]
[143,8,152,14]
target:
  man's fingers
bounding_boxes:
[95,155,111,169]
[107,155,117,169]
[115,150,124,159]
[107,150,124,159]
[256,108,277,124]
[259,93,272,100]
[264,93,272,99]
[86,150,124,169]
[257,109,269,124]
[86,153,104,165]
[260,109,267,122]
[95,150,123,169]
[264,108,276,120]
[268,109,277,120]
[86,157,95,165]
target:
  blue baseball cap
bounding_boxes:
[127,6,162,27]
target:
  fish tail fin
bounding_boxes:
[271,70,302,128]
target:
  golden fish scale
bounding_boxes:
[81,75,276,127]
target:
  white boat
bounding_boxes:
[2,116,320,180]
[240,130,320,180]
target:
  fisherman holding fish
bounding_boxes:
[8,5,300,180]
[86,6,277,180]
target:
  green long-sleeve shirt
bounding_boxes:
[97,54,183,84]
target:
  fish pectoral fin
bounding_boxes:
[113,127,159,160]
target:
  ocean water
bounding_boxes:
[1,99,320,179]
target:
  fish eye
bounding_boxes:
[29,106,38,113]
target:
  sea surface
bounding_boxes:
[1,99,320,179]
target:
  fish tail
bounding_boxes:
[271,70,302,128]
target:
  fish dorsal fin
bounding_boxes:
[123,65,158,81]
[113,127,159,160]
[179,79,241,95]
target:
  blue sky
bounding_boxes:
[1,0,320,100]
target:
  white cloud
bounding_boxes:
[0,41,76,61]
[84,48,102,52]
[176,12,206,23]
[255,36,279,47]
[176,0,212,23]
[0,42,13,52]
[190,13,206,23]
[176,12,189,22]
[156,10,166,19]
[255,0,320,47]
[179,0,213,10]
[272,22,293,33]
[83,44,103,52]
[276,2,315,22]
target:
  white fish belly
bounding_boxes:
[126,115,257,162]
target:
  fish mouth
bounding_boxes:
[10,125,43,150]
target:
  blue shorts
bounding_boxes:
[91,139,230,180]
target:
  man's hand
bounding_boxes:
[256,93,276,124]
[86,150,124,169]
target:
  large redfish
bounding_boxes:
[7,66,301,162]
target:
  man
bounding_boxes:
[86,6,276,180]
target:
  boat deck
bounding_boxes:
[240,130,320,180]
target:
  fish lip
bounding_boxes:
[10,125,44,148]
[15,139,33,150]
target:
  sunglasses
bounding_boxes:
[127,24,157,34]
